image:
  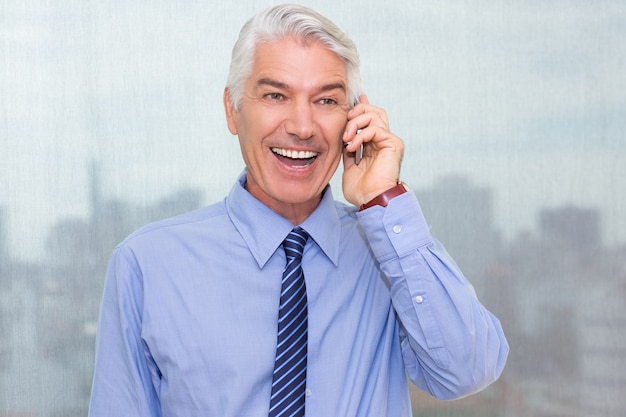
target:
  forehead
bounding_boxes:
[248,37,347,91]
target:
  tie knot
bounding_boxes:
[282,227,308,261]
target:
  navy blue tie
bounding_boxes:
[269,227,309,417]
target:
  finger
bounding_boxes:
[349,101,389,128]
[348,94,370,119]
[343,116,385,152]
[347,112,388,141]
[344,95,389,146]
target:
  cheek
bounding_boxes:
[236,113,267,153]
[329,124,348,155]
[321,114,348,142]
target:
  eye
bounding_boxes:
[319,97,338,106]
[265,92,285,101]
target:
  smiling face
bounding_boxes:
[224,36,350,224]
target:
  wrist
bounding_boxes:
[359,181,409,211]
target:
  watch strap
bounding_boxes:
[359,182,408,211]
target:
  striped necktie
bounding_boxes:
[269,227,309,417]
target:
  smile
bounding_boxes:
[271,147,318,168]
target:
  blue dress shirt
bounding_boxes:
[89,172,508,417]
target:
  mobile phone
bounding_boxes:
[354,142,363,165]
[349,99,363,165]
[344,140,363,165]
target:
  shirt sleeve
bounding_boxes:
[357,191,509,400]
[88,247,162,417]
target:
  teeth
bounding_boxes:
[272,148,318,159]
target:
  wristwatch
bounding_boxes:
[359,182,409,211]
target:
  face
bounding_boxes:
[224,37,350,223]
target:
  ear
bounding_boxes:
[223,88,239,135]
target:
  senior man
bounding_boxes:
[89,4,508,416]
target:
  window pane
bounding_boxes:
[1,1,624,416]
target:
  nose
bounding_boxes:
[285,100,315,140]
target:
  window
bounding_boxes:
[1,1,624,416]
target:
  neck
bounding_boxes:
[244,180,323,225]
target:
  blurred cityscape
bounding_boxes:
[0,167,624,417]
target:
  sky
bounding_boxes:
[1,0,625,260]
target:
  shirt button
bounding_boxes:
[305,388,312,397]
[415,295,424,304]
[392,225,402,234]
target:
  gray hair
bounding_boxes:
[226,3,362,110]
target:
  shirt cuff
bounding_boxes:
[356,190,433,261]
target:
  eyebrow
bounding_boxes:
[257,78,289,90]
[319,82,347,93]
[256,78,346,94]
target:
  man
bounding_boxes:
[89,4,508,416]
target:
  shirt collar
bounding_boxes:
[226,170,341,269]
